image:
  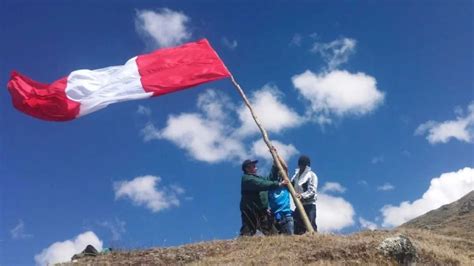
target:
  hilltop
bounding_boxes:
[65,191,474,265]
[65,229,473,265]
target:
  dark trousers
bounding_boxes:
[294,204,317,234]
[240,207,278,236]
[275,214,294,235]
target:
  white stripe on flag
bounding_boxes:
[65,57,153,117]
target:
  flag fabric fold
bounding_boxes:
[7,39,231,121]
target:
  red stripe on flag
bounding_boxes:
[136,39,231,96]
[7,39,230,121]
[7,72,80,121]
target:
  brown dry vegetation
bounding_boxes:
[64,191,474,265]
[64,228,473,265]
[401,191,474,240]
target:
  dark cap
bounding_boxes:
[298,155,311,167]
[242,159,258,172]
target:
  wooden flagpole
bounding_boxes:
[230,75,315,234]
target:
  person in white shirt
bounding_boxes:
[291,155,318,233]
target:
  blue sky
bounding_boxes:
[1,1,473,265]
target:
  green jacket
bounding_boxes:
[240,168,280,211]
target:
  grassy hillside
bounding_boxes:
[64,191,474,265]
[401,190,474,240]
[64,228,473,265]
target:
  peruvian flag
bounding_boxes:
[7,39,231,121]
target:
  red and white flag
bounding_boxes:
[7,39,231,121]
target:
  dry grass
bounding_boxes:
[62,191,473,265]
[395,228,473,265]
[401,190,474,241]
[63,228,473,265]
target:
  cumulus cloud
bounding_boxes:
[34,231,102,266]
[160,113,247,162]
[236,84,304,136]
[250,139,298,162]
[292,70,384,124]
[141,122,162,142]
[158,91,246,163]
[10,220,33,239]
[222,37,238,50]
[317,193,355,232]
[321,182,347,193]
[359,217,378,230]
[196,89,236,122]
[135,8,191,49]
[377,183,395,191]
[311,37,356,70]
[114,175,185,213]
[415,102,474,144]
[141,88,301,164]
[381,167,474,227]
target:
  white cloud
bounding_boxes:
[161,113,244,163]
[34,231,102,266]
[359,217,378,230]
[114,175,185,213]
[141,122,162,142]
[135,8,191,48]
[250,139,298,162]
[222,37,238,50]
[142,90,247,163]
[309,33,319,40]
[415,102,474,144]
[371,155,384,164]
[143,92,239,162]
[196,89,235,122]
[321,182,347,193]
[236,84,304,137]
[136,105,151,116]
[142,87,303,164]
[377,183,395,191]
[10,220,33,239]
[292,70,384,123]
[290,33,302,47]
[98,218,126,241]
[454,105,464,116]
[311,37,356,70]
[317,193,355,232]
[381,167,474,227]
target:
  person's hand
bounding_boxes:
[295,193,302,199]
[279,179,289,186]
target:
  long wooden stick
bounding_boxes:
[230,76,314,234]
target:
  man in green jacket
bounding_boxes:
[239,159,288,236]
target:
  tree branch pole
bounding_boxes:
[230,75,315,234]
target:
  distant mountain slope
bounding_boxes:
[400,190,474,240]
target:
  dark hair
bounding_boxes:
[241,159,258,172]
[298,155,311,167]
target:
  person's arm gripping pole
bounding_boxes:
[230,75,315,234]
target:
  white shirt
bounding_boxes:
[291,166,318,205]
